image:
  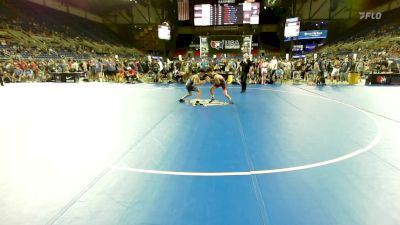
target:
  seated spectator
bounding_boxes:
[24,68,34,82]
[125,67,141,83]
[275,67,284,80]
[13,65,23,82]
[115,69,125,83]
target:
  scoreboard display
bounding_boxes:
[194,2,260,26]
[284,17,300,38]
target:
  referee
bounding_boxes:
[239,53,253,93]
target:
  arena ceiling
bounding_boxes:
[58,0,390,15]
[59,0,172,14]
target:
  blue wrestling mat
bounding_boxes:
[0,83,399,225]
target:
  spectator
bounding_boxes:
[339,57,351,83]
[0,63,4,86]
[331,57,341,84]
[356,58,366,78]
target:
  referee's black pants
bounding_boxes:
[241,72,247,92]
[0,75,4,86]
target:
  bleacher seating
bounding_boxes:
[318,7,400,59]
[0,0,142,60]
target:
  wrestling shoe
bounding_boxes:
[209,97,215,103]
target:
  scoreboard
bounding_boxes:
[284,17,300,38]
[194,2,260,26]
[213,4,241,25]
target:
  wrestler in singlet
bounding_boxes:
[210,73,233,104]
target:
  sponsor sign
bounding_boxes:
[298,30,328,40]
[208,36,243,54]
